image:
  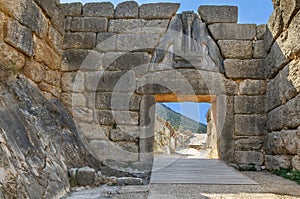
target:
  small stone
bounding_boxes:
[117,177,143,186]
[104,176,118,186]
[256,24,266,40]
[292,155,300,171]
[115,1,139,19]
[77,167,96,186]
[94,171,106,186]
[68,168,78,187]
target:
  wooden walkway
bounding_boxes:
[150,155,258,185]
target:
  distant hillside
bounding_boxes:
[156,103,207,134]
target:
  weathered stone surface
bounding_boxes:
[116,34,161,52]
[239,80,266,95]
[71,17,108,32]
[83,2,114,18]
[47,27,63,55]
[218,40,253,59]
[139,3,179,19]
[235,151,264,165]
[96,110,113,125]
[254,40,267,58]
[117,177,143,186]
[5,19,34,56]
[224,59,265,79]
[115,1,139,19]
[267,6,283,42]
[59,2,82,17]
[234,96,265,114]
[208,23,256,40]
[235,137,264,151]
[267,95,300,131]
[95,92,140,111]
[76,122,109,141]
[265,155,292,170]
[264,130,298,155]
[280,0,300,29]
[256,24,266,40]
[39,82,61,98]
[96,32,117,52]
[266,66,298,112]
[109,126,139,142]
[235,115,266,136]
[0,12,5,41]
[44,70,61,87]
[23,60,45,83]
[96,71,136,92]
[77,167,95,186]
[103,52,150,71]
[34,36,61,70]
[61,71,85,92]
[61,92,86,107]
[72,107,94,123]
[198,6,238,24]
[115,111,139,125]
[0,42,25,71]
[288,58,300,93]
[63,33,96,49]
[108,19,169,34]
[118,141,139,153]
[292,155,300,170]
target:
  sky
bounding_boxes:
[60,0,274,124]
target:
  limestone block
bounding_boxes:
[63,33,96,49]
[103,52,150,71]
[235,137,264,151]
[292,155,300,170]
[115,1,139,19]
[96,32,117,52]
[218,40,253,59]
[83,2,114,18]
[116,34,161,52]
[224,79,238,95]
[109,125,139,142]
[208,23,256,40]
[118,141,139,153]
[117,177,143,186]
[76,122,109,141]
[224,59,265,79]
[89,140,139,162]
[114,111,139,125]
[0,12,6,41]
[267,7,283,41]
[267,95,300,131]
[61,92,86,107]
[96,110,113,125]
[61,49,89,71]
[280,0,300,29]
[71,17,108,32]
[253,40,267,58]
[235,151,264,165]
[61,72,85,92]
[71,107,94,123]
[256,24,266,40]
[288,58,300,93]
[234,96,265,114]
[38,82,61,98]
[265,155,292,170]
[44,70,61,87]
[108,19,169,34]
[59,2,82,17]
[64,16,72,31]
[0,42,25,70]
[139,3,180,19]
[235,115,266,136]
[77,167,95,186]
[47,27,63,55]
[239,80,266,95]
[85,71,104,92]
[95,92,140,111]
[23,60,45,83]
[34,36,61,70]
[5,19,34,56]
[96,71,136,92]
[198,6,238,24]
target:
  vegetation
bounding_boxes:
[0,62,18,76]
[271,169,300,184]
[156,103,207,134]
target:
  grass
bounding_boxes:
[0,62,18,76]
[271,169,300,184]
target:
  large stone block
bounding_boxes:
[96,71,136,92]
[96,110,138,126]
[235,137,264,151]
[109,125,139,142]
[288,58,300,93]
[71,17,108,32]
[34,36,61,70]
[208,23,256,40]
[108,19,169,34]
[139,3,179,19]
[116,34,161,52]
[47,27,63,55]
[95,92,140,111]
[0,42,25,71]
[118,141,139,153]
[23,60,45,83]
[198,6,238,24]
[115,1,139,19]
[76,122,109,141]
[96,32,117,52]
[218,40,253,59]
[103,52,150,71]
[235,151,264,165]
[77,167,95,186]
[235,115,266,136]
[5,19,34,56]
[265,155,292,170]
[267,95,300,131]
[61,49,89,71]
[83,2,114,18]
[72,107,94,123]
[63,33,96,49]
[44,70,61,87]
[239,80,266,95]
[38,81,61,98]
[224,59,265,79]
[96,110,113,125]
[61,92,86,107]
[61,71,85,92]
[59,2,82,17]
[234,96,265,114]
[253,40,267,59]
